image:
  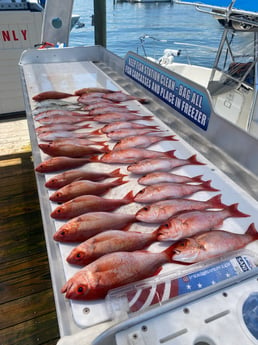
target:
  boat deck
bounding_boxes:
[0,115,60,345]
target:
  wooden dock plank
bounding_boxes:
[0,116,60,345]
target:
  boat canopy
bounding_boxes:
[175,0,258,14]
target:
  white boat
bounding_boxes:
[137,1,258,137]
[0,0,80,116]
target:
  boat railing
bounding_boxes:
[136,34,217,67]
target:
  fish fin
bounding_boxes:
[192,175,204,183]
[138,98,150,104]
[114,177,128,186]
[207,194,227,209]
[110,168,127,178]
[188,154,205,165]
[123,191,135,203]
[227,203,250,218]
[102,144,111,153]
[90,155,101,162]
[143,115,153,121]
[165,150,177,158]
[202,180,219,192]
[246,223,258,239]
[164,135,178,142]
[90,129,102,135]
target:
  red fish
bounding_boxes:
[106,129,164,141]
[127,154,204,175]
[102,91,149,104]
[88,105,136,115]
[93,149,177,164]
[51,191,134,219]
[45,168,124,189]
[82,100,115,111]
[157,203,249,241]
[35,123,91,134]
[38,142,109,158]
[61,245,175,300]
[49,177,127,202]
[172,223,258,263]
[36,114,89,125]
[93,112,153,123]
[74,87,115,96]
[138,172,204,185]
[113,134,177,150]
[32,91,74,102]
[34,109,86,121]
[37,131,97,142]
[53,212,136,242]
[35,156,91,173]
[66,230,158,266]
[41,138,105,147]
[136,194,226,223]
[134,180,218,203]
[99,121,159,134]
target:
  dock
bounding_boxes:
[0,115,60,345]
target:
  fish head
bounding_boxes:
[157,218,184,241]
[49,190,65,202]
[66,247,88,265]
[61,272,90,300]
[134,188,149,202]
[172,238,201,263]
[136,205,157,222]
[53,222,80,242]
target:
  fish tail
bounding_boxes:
[192,175,204,183]
[90,129,102,135]
[110,168,127,178]
[165,150,177,158]
[89,155,100,162]
[202,180,219,192]
[227,203,250,218]
[123,191,135,203]
[246,223,258,239]
[143,115,153,120]
[164,135,178,141]
[138,98,149,104]
[81,123,92,129]
[207,194,227,209]
[114,177,128,186]
[188,154,205,165]
[102,144,111,153]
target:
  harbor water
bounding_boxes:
[69,1,224,67]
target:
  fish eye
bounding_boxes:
[77,286,85,294]
[138,190,144,194]
[143,207,149,211]
[164,223,169,228]
[60,231,66,236]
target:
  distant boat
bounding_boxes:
[136,1,258,136]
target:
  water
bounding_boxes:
[69,1,224,67]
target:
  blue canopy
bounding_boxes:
[176,0,258,13]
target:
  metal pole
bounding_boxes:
[93,0,106,47]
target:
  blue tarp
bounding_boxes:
[176,0,258,13]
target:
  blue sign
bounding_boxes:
[124,53,211,131]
